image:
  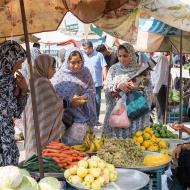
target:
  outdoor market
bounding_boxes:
[1,0,190,190]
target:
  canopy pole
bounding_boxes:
[179,30,183,139]
[164,45,173,124]
[19,0,44,178]
[168,38,179,54]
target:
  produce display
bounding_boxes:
[64,156,117,190]
[0,165,60,190]
[21,155,63,173]
[42,141,86,169]
[97,138,144,167]
[184,63,190,70]
[169,89,180,103]
[71,128,105,153]
[144,153,171,166]
[150,123,178,139]
[132,127,169,152]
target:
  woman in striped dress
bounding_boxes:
[24,54,64,159]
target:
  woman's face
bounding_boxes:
[68,54,83,72]
[47,64,56,79]
[118,48,131,66]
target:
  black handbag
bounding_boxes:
[62,109,74,129]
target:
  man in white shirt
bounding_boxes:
[150,52,169,122]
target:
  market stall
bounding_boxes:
[134,18,190,126]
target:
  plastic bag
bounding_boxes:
[109,97,130,128]
[61,123,88,146]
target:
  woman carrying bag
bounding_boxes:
[103,43,152,138]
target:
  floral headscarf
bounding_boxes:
[0,40,26,118]
[116,42,139,81]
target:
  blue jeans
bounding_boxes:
[95,86,102,121]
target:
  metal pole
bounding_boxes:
[164,45,173,124]
[19,0,44,178]
[179,30,183,139]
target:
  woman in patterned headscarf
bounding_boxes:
[24,54,64,159]
[0,40,27,166]
[51,47,96,145]
[103,43,152,138]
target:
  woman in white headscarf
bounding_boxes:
[103,43,152,138]
[51,47,96,145]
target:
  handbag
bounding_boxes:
[109,96,130,128]
[126,90,150,120]
[62,109,74,129]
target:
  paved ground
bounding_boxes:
[99,90,106,124]
[18,90,107,162]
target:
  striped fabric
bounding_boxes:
[139,18,179,36]
[24,77,63,159]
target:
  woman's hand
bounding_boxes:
[171,123,190,135]
[172,143,190,159]
[151,94,157,105]
[117,82,129,93]
[171,123,186,132]
[13,87,20,97]
[117,81,138,93]
[172,145,182,159]
[70,95,88,107]
[127,80,139,90]
[15,71,28,90]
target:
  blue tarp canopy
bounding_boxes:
[139,18,190,37]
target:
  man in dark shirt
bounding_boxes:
[96,44,118,70]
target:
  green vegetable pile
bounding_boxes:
[97,138,144,167]
[169,90,180,103]
[184,63,190,70]
[150,123,178,139]
[21,155,63,173]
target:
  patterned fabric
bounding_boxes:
[31,47,41,60]
[0,40,27,166]
[24,55,63,159]
[103,43,152,138]
[51,47,97,127]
